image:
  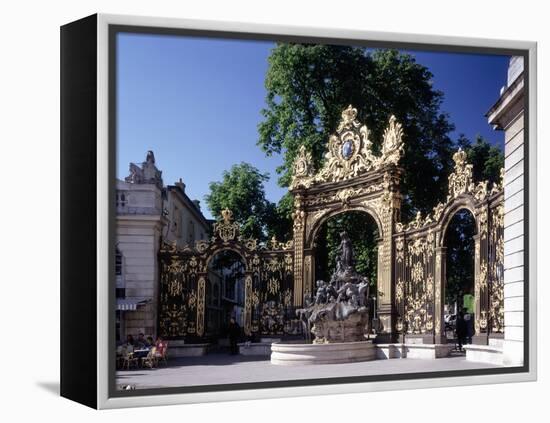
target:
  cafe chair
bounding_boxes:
[122,347,138,370]
[142,347,157,369]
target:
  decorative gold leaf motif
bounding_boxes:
[267,277,280,295]
[290,106,403,189]
[213,208,240,242]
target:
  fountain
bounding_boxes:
[271,232,377,365]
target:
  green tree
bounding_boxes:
[315,212,379,288]
[444,209,476,307]
[205,162,277,241]
[457,134,504,184]
[258,45,456,220]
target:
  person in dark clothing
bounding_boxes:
[455,311,468,352]
[228,318,241,355]
[126,334,135,347]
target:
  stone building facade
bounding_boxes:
[487,56,525,365]
[115,151,211,342]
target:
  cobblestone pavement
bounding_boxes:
[116,353,502,390]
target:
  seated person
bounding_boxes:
[125,334,135,352]
[155,337,166,357]
[136,333,147,349]
[146,336,154,348]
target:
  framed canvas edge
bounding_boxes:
[95,13,538,409]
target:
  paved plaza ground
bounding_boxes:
[116,352,502,390]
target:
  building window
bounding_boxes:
[115,249,123,276]
[188,220,195,244]
[116,192,127,208]
[115,248,125,298]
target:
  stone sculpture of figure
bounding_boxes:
[146,150,155,164]
[314,280,328,305]
[326,281,338,302]
[357,278,370,307]
[125,163,143,184]
[337,231,353,271]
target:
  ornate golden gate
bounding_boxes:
[290,106,405,341]
[158,105,505,345]
[158,209,297,340]
[393,150,504,344]
[289,105,504,344]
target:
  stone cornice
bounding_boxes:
[486,72,524,130]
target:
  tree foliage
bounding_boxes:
[444,209,476,307]
[457,134,504,184]
[205,45,505,296]
[258,45,457,219]
[205,162,277,241]
[315,212,379,288]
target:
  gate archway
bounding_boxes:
[290,106,405,340]
[158,209,297,341]
[393,149,504,345]
[442,208,477,340]
[205,249,246,339]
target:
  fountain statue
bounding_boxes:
[297,231,371,344]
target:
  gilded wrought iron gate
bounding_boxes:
[158,209,298,340]
[158,106,505,345]
[393,150,504,343]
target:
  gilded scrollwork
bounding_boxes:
[290,105,404,189]
[196,276,206,337]
[267,277,280,295]
[290,145,315,189]
[396,237,404,263]
[396,148,504,234]
[213,208,240,242]
[244,275,253,336]
[396,278,404,302]
[448,149,474,200]
[380,115,405,167]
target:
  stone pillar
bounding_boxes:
[434,247,447,344]
[486,56,525,365]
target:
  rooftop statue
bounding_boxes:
[125,150,163,188]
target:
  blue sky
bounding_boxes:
[116,33,509,219]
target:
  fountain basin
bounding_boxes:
[270,340,376,365]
